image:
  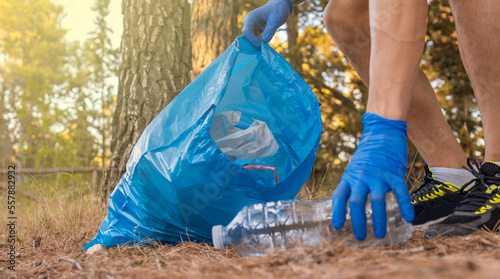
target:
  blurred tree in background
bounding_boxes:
[84,0,120,169]
[0,0,81,168]
[0,0,119,170]
[191,0,239,79]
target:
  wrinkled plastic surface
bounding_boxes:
[84,36,322,250]
[210,110,279,160]
[331,113,415,241]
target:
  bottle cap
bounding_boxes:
[212,225,224,249]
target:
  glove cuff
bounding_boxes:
[361,112,407,134]
[270,0,294,13]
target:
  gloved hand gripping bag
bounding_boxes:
[84,36,322,250]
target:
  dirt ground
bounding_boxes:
[2,227,500,279]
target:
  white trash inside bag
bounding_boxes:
[210,111,279,161]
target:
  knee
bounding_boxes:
[324,0,370,55]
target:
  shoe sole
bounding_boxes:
[425,224,476,239]
[412,216,447,229]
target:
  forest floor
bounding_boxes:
[2,176,500,278]
[3,228,500,278]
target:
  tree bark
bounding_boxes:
[191,0,239,79]
[286,7,301,71]
[104,0,192,196]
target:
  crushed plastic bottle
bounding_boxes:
[212,192,412,256]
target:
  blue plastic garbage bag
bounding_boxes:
[84,36,322,250]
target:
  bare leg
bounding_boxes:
[366,0,427,120]
[449,0,500,162]
[324,0,467,168]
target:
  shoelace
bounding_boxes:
[412,165,445,200]
[456,157,500,212]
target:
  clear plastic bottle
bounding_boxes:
[212,192,412,256]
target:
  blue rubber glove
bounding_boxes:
[331,113,414,241]
[242,0,293,50]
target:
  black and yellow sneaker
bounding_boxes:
[411,163,469,225]
[425,158,500,238]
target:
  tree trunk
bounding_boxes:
[286,7,301,71]
[104,0,192,196]
[191,0,239,79]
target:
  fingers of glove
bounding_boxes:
[370,185,389,239]
[242,34,262,50]
[349,183,369,241]
[242,13,263,50]
[331,179,350,230]
[262,19,280,42]
[391,180,415,223]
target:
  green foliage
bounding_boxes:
[0,0,71,168]
[0,0,118,169]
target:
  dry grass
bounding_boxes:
[2,173,500,278]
